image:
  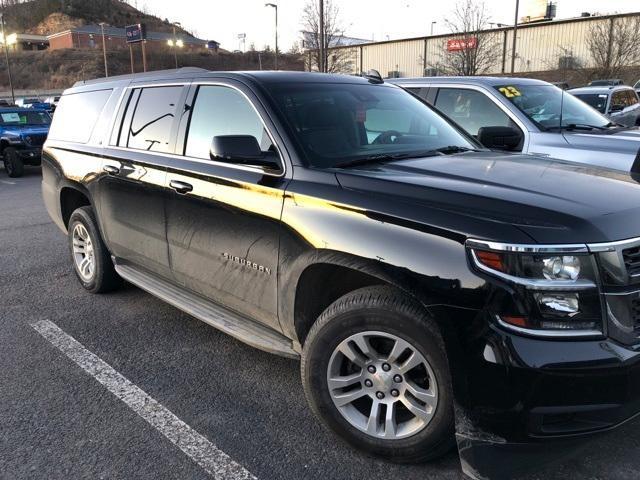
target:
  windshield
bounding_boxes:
[494,85,610,130]
[572,93,608,113]
[0,110,51,126]
[267,82,476,168]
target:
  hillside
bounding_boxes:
[0,0,306,92]
[3,0,194,36]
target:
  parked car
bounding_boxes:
[588,79,624,86]
[569,85,640,127]
[0,108,51,177]
[43,69,640,479]
[43,95,61,106]
[390,77,640,172]
[15,97,42,107]
[551,81,570,90]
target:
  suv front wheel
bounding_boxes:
[301,286,455,463]
[3,148,24,178]
[68,206,121,293]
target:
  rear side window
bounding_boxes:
[123,86,183,153]
[48,89,112,143]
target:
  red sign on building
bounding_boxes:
[446,37,478,52]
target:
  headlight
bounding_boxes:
[467,240,603,336]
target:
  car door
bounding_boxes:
[164,81,289,331]
[96,83,189,280]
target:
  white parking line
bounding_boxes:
[31,319,256,480]
[0,180,16,185]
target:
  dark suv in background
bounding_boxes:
[43,69,640,479]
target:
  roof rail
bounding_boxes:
[72,67,209,88]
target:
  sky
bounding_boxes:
[137,0,639,51]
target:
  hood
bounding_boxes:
[336,151,640,244]
[563,128,640,172]
[1,125,50,137]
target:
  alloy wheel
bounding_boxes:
[327,330,438,440]
[72,223,96,281]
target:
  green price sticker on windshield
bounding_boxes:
[498,86,521,98]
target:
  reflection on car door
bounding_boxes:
[97,84,187,279]
[164,82,288,331]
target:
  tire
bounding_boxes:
[301,285,455,463]
[68,206,121,293]
[3,148,24,178]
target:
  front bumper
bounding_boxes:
[16,147,43,165]
[454,320,640,478]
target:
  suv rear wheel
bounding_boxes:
[68,206,121,293]
[3,148,24,178]
[301,285,455,463]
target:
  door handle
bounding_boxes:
[169,180,193,194]
[103,165,120,175]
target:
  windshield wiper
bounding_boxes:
[333,153,412,169]
[547,123,609,132]
[333,146,479,169]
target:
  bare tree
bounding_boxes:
[432,0,499,76]
[300,0,352,73]
[587,16,640,79]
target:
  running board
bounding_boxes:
[114,263,299,359]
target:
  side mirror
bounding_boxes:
[610,104,625,113]
[477,126,523,151]
[210,135,280,170]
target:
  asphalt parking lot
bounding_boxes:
[2,168,640,480]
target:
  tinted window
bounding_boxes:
[573,93,608,113]
[267,83,475,168]
[0,110,50,126]
[435,88,516,136]
[627,90,638,106]
[125,86,183,152]
[185,85,273,159]
[48,89,112,143]
[405,87,429,100]
[612,91,628,108]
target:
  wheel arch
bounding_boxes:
[286,250,457,346]
[60,183,93,230]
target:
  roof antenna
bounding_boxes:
[363,69,384,84]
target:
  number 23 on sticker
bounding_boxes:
[499,86,521,98]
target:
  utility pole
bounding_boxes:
[265,3,278,69]
[99,22,109,77]
[142,40,147,72]
[0,7,14,105]
[510,0,519,73]
[319,0,324,72]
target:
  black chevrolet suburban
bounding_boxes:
[42,68,640,479]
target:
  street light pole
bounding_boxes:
[265,3,278,70]
[99,22,108,77]
[319,0,324,72]
[172,22,181,69]
[0,8,15,104]
[430,21,436,36]
[511,0,519,73]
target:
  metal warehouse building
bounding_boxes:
[322,12,640,78]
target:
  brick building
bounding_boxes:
[47,25,216,52]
